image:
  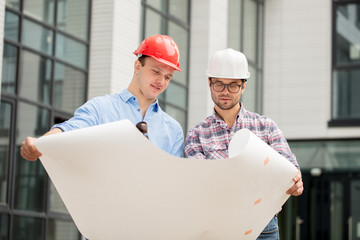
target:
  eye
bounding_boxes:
[229,84,238,89]
[165,76,171,81]
[214,83,224,87]
[153,69,160,74]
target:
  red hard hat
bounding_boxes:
[133,35,181,72]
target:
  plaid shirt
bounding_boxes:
[185,103,299,168]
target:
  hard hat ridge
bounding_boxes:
[133,34,181,72]
[207,48,250,79]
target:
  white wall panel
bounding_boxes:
[262,0,360,139]
[88,0,140,99]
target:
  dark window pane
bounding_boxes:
[0,214,9,239]
[55,33,88,69]
[332,69,360,119]
[168,22,188,86]
[12,216,44,240]
[0,101,11,203]
[228,0,242,50]
[53,63,86,113]
[24,0,55,25]
[49,181,69,214]
[336,4,360,65]
[14,103,49,212]
[19,50,51,104]
[1,43,18,94]
[22,19,53,55]
[243,0,257,63]
[169,0,188,22]
[146,0,166,13]
[48,219,80,240]
[144,8,165,38]
[5,0,20,10]
[5,11,19,42]
[57,0,90,41]
[165,83,187,108]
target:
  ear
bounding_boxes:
[241,81,247,94]
[134,60,141,73]
[208,78,212,89]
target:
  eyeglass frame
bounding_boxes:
[209,78,247,93]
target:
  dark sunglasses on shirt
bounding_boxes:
[136,121,149,139]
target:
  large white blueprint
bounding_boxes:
[34,119,297,240]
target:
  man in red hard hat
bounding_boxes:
[21,35,184,161]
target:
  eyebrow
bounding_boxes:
[152,66,173,78]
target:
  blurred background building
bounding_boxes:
[0,0,359,239]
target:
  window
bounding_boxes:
[1,0,91,238]
[330,1,360,126]
[228,0,264,113]
[141,0,190,131]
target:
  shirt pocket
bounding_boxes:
[202,142,228,159]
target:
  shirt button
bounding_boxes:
[133,97,136,100]
[138,109,140,111]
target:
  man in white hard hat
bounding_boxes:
[185,48,303,239]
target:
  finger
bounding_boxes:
[287,180,304,196]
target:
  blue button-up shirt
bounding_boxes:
[53,89,184,157]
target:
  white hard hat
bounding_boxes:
[206,48,250,79]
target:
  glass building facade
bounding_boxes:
[141,0,190,131]
[228,0,264,113]
[1,0,90,238]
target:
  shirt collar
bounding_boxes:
[119,89,159,112]
[212,102,246,124]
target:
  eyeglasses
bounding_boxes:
[136,121,149,139]
[210,81,243,93]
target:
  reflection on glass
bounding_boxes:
[56,33,88,69]
[336,4,360,64]
[57,0,89,41]
[228,0,242,51]
[144,8,165,38]
[24,0,54,25]
[5,0,20,10]
[241,65,257,112]
[165,105,186,132]
[49,181,68,213]
[1,43,18,94]
[0,213,9,239]
[53,63,86,113]
[15,103,49,212]
[48,219,80,240]
[168,22,188,85]
[165,83,187,108]
[0,101,11,203]
[332,70,360,119]
[146,0,165,13]
[350,180,360,240]
[12,216,44,240]
[5,11,19,42]
[330,181,343,240]
[22,19,53,55]
[290,140,360,170]
[169,0,188,21]
[19,51,51,104]
[243,0,257,63]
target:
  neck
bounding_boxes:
[214,103,241,128]
[127,83,155,118]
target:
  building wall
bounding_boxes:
[263,0,360,139]
[88,0,141,99]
